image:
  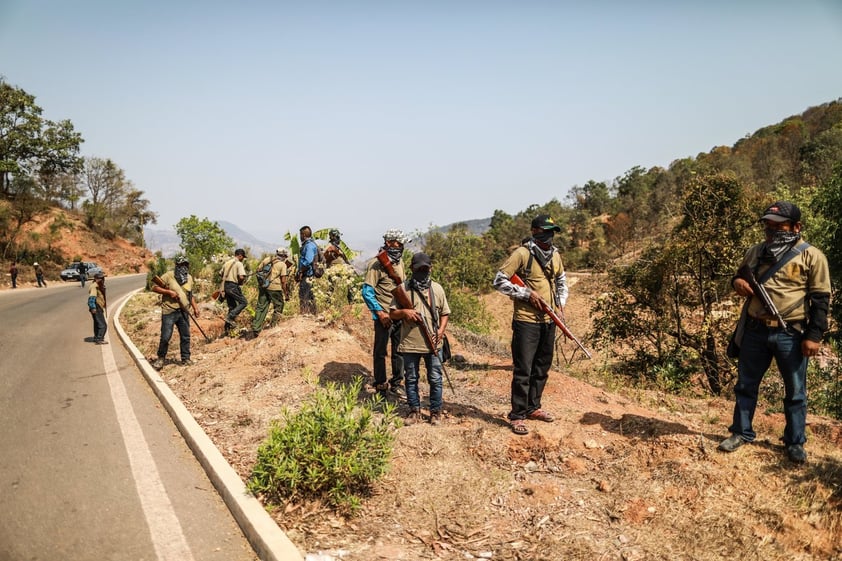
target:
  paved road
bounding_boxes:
[0,275,257,561]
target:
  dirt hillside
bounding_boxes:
[119,272,842,561]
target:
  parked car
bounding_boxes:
[60,261,103,282]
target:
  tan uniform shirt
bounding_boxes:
[222,257,246,283]
[88,282,105,309]
[741,242,831,322]
[257,256,288,291]
[364,257,405,310]
[498,246,564,323]
[391,281,450,354]
[158,270,193,315]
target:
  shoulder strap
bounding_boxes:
[411,286,439,330]
[757,242,810,284]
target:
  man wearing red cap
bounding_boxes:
[493,214,568,435]
[718,201,830,464]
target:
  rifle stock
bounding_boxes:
[152,275,212,342]
[509,273,592,359]
[736,264,787,329]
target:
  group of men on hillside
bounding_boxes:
[140,201,831,460]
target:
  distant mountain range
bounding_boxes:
[144,218,492,258]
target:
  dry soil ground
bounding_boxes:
[118,274,842,561]
[6,212,841,560]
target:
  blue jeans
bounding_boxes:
[402,352,443,412]
[157,311,190,361]
[729,323,808,445]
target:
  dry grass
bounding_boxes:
[121,276,842,561]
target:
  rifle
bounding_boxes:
[376,250,455,394]
[736,264,787,330]
[509,273,592,359]
[152,275,212,343]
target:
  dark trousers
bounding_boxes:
[157,311,191,361]
[79,273,87,287]
[36,273,46,287]
[253,287,284,332]
[509,320,556,420]
[11,273,17,288]
[224,281,247,324]
[373,319,404,388]
[299,276,316,314]
[91,305,107,342]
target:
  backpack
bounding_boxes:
[309,241,326,278]
[256,258,276,288]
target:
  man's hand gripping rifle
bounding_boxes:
[509,273,592,359]
[736,264,788,330]
[151,275,212,343]
[376,250,455,394]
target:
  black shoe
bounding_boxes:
[180,359,194,366]
[95,340,108,345]
[429,411,442,426]
[786,444,807,464]
[718,434,746,453]
[151,358,165,370]
[389,385,405,398]
[242,330,258,341]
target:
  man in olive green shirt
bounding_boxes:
[719,201,831,464]
[247,248,290,340]
[151,256,199,369]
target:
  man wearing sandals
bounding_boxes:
[493,215,568,435]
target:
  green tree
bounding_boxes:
[810,162,842,330]
[175,215,234,266]
[0,79,83,198]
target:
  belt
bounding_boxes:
[747,316,805,331]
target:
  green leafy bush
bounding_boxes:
[248,377,399,514]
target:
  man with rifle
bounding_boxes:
[718,201,830,464]
[362,229,410,399]
[389,252,450,425]
[493,214,569,435]
[150,256,200,370]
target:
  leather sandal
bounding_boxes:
[528,409,555,423]
[511,419,528,435]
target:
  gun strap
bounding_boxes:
[756,242,810,284]
[410,285,439,347]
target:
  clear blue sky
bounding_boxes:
[2,0,842,249]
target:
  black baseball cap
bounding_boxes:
[410,252,431,270]
[759,201,801,223]
[531,214,561,232]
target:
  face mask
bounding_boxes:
[533,230,554,245]
[175,265,189,285]
[411,270,431,288]
[385,245,403,263]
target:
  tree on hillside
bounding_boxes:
[592,172,755,394]
[176,215,234,265]
[0,80,83,198]
[810,162,842,331]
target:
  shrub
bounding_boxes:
[248,377,399,514]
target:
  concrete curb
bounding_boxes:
[113,289,304,561]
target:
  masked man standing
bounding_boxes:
[222,248,247,335]
[362,229,410,398]
[493,215,568,436]
[151,256,199,369]
[718,201,830,464]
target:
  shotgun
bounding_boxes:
[509,273,591,359]
[377,250,456,394]
[736,264,788,330]
[152,275,212,343]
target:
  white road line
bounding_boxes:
[99,328,196,561]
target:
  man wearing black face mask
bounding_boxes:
[362,229,410,399]
[151,256,199,370]
[718,201,830,464]
[493,215,568,435]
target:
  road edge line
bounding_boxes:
[113,288,304,561]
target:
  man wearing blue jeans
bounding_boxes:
[719,201,830,464]
[151,256,199,369]
[389,253,450,425]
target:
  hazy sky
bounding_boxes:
[2,0,842,249]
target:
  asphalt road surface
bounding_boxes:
[0,275,257,561]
